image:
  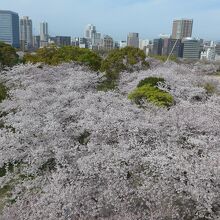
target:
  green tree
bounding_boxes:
[101,46,149,80]
[0,42,19,67]
[24,46,102,71]
[98,47,149,91]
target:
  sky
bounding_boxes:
[1,0,220,41]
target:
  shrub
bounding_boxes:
[129,85,174,107]
[137,77,165,88]
[129,77,174,107]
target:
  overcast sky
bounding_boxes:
[1,0,220,41]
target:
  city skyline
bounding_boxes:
[1,0,220,41]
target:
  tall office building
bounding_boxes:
[152,38,183,58]
[84,24,96,39]
[20,16,33,51]
[40,22,49,47]
[74,37,89,49]
[84,24,101,47]
[215,43,220,55]
[152,38,163,56]
[172,19,193,39]
[33,35,40,49]
[182,38,200,60]
[166,39,183,57]
[0,10,20,48]
[127,33,139,48]
[139,39,149,50]
[91,32,101,46]
[102,35,114,51]
[54,36,71,47]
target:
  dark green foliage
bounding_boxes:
[97,79,117,91]
[0,166,6,177]
[78,131,90,145]
[0,42,19,67]
[0,83,7,103]
[39,158,56,173]
[101,46,149,80]
[129,85,174,107]
[129,77,174,108]
[24,46,102,71]
[77,51,102,71]
[99,47,149,91]
[7,162,14,173]
[7,198,17,204]
[0,184,11,197]
[0,162,15,177]
[137,77,165,88]
[0,111,8,118]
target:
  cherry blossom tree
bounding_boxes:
[0,61,219,219]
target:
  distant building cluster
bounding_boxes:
[152,19,220,61]
[0,10,71,52]
[0,10,220,61]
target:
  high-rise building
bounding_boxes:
[33,35,40,49]
[91,32,101,46]
[84,24,102,48]
[54,36,71,47]
[182,38,200,60]
[152,38,183,58]
[139,39,150,55]
[127,33,139,48]
[166,39,183,57]
[172,19,193,39]
[152,38,163,56]
[139,39,149,50]
[201,41,216,61]
[0,10,20,48]
[215,43,220,55]
[74,37,89,48]
[102,35,114,51]
[84,24,96,39]
[40,22,49,47]
[20,16,33,51]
